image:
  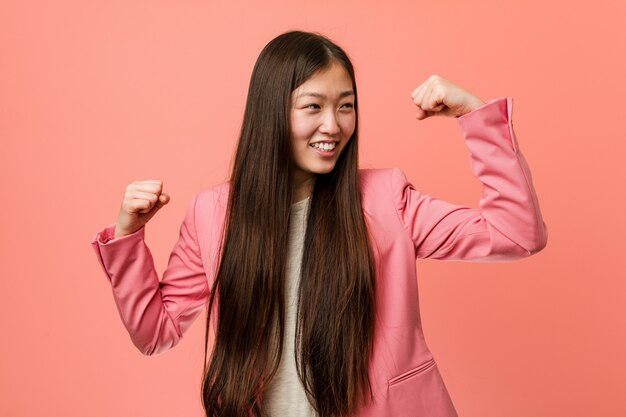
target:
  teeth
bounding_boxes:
[311,142,336,151]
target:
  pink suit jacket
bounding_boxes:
[91,96,548,417]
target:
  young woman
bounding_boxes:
[91,31,548,417]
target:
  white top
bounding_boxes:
[264,195,318,417]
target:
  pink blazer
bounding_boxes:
[91,96,547,417]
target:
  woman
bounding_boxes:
[91,31,548,417]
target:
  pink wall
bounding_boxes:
[1,0,625,416]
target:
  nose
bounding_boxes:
[319,110,340,135]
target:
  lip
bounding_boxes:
[309,140,338,145]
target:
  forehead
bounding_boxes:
[292,63,354,99]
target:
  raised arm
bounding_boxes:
[90,193,210,355]
[394,96,548,261]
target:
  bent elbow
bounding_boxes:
[134,337,179,357]
[128,317,185,356]
[133,339,157,356]
[524,222,549,256]
[129,335,166,356]
[528,237,547,255]
[142,347,157,356]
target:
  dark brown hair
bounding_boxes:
[201,30,377,417]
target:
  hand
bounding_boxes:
[410,75,486,120]
[114,180,170,238]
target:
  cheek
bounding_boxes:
[341,116,356,137]
[290,122,311,156]
[291,119,316,141]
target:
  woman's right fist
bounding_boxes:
[114,180,170,238]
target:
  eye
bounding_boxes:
[305,104,321,110]
[341,103,354,110]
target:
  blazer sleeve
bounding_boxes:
[393,96,548,261]
[90,193,210,355]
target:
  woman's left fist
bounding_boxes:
[410,75,485,120]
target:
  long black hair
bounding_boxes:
[201,30,377,417]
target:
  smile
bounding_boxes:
[310,142,337,151]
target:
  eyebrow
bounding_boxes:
[296,90,355,100]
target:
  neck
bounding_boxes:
[292,172,316,204]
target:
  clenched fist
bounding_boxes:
[410,74,486,120]
[114,180,170,238]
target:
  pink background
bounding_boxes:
[2,0,625,416]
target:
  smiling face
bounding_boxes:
[289,61,356,198]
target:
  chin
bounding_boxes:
[308,162,338,175]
